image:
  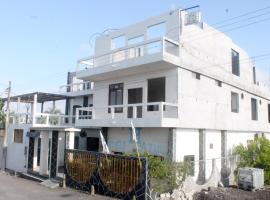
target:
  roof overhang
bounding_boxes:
[2,92,70,103]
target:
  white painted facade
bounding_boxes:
[5,9,270,182]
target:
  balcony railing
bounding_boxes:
[9,113,74,127]
[77,37,179,71]
[75,102,178,122]
[59,81,92,93]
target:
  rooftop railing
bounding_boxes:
[59,81,92,93]
[77,37,179,71]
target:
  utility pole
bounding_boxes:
[1,81,11,170]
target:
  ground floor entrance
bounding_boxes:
[27,130,65,178]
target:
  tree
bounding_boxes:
[0,99,5,125]
[233,136,270,185]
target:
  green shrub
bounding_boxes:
[233,136,270,185]
[126,152,192,193]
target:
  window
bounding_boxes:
[251,98,258,120]
[147,77,165,111]
[14,129,23,143]
[231,92,239,113]
[215,80,222,87]
[253,66,256,84]
[111,35,125,50]
[231,49,240,76]
[184,155,195,176]
[147,22,166,39]
[192,72,200,80]
[128,88,143,118]
[268,104,270,123]
[74,136,79,149]
[109,83,123,113]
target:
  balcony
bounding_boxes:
[59,81,93,97]
[4,92,74,129]
[9,113,73,128]
[75,102,179,128]
[76,37,180,81]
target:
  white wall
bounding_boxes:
[205,130,221,179]
[227,131,257,155]
[175,128,200,179]
[6,124,31,172]
[107,127,169,156]
[178,67,270,132]
[92,68,178,121]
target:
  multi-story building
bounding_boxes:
[4,8,270,182]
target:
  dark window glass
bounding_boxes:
[108,83,123,113]
[231,92,239,113]
[253,66,256,84]
[251,98,258,120]
[232,49,240,76]
[74,136,79,149]
[147,77,165,102]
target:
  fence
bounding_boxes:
[65,149,149,200]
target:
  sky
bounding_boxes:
[0,0,270,96]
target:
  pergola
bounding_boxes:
[3,92,70,103]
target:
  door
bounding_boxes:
[50,131,58,178]
[86,137,99,152]
[128,88,143,118]
[28,137,35,171]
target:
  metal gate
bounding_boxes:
[65,149,148,200]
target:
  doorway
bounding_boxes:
[86,137,99,152]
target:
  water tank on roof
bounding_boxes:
[238,167,264,190]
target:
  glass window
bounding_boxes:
[109,83,123,113]
[251,98,258,120]
[232,49,240,76]
[14,129,23,143]
[231,92,239,113]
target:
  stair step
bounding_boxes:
[19,172,46,183]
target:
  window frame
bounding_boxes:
[108,83,124,113]
[13,129,23,144]
[231,92,239,113]
[231,49,240,76]
[251,98,258,121]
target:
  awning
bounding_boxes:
[26,131,40,138]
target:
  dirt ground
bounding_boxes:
[193,187,270,200]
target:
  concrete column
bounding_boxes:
[32,94,37,125]
[67,131,75,150]
[168,128,176,162]
[39,131,49,175]
[197,129,206,184]
[221,130,228,184]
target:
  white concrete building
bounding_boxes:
[4,8,270,183]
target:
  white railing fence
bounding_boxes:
[77,37,179,71]
[59,81,92,93]
[76,102,178,121]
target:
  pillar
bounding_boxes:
[197,129,206,184]
[39,131,49,175]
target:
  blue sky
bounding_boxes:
[0,0,270,96]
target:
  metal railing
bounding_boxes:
[76,102,178,121]
[59,81,92,93]
[77,37,179,71]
